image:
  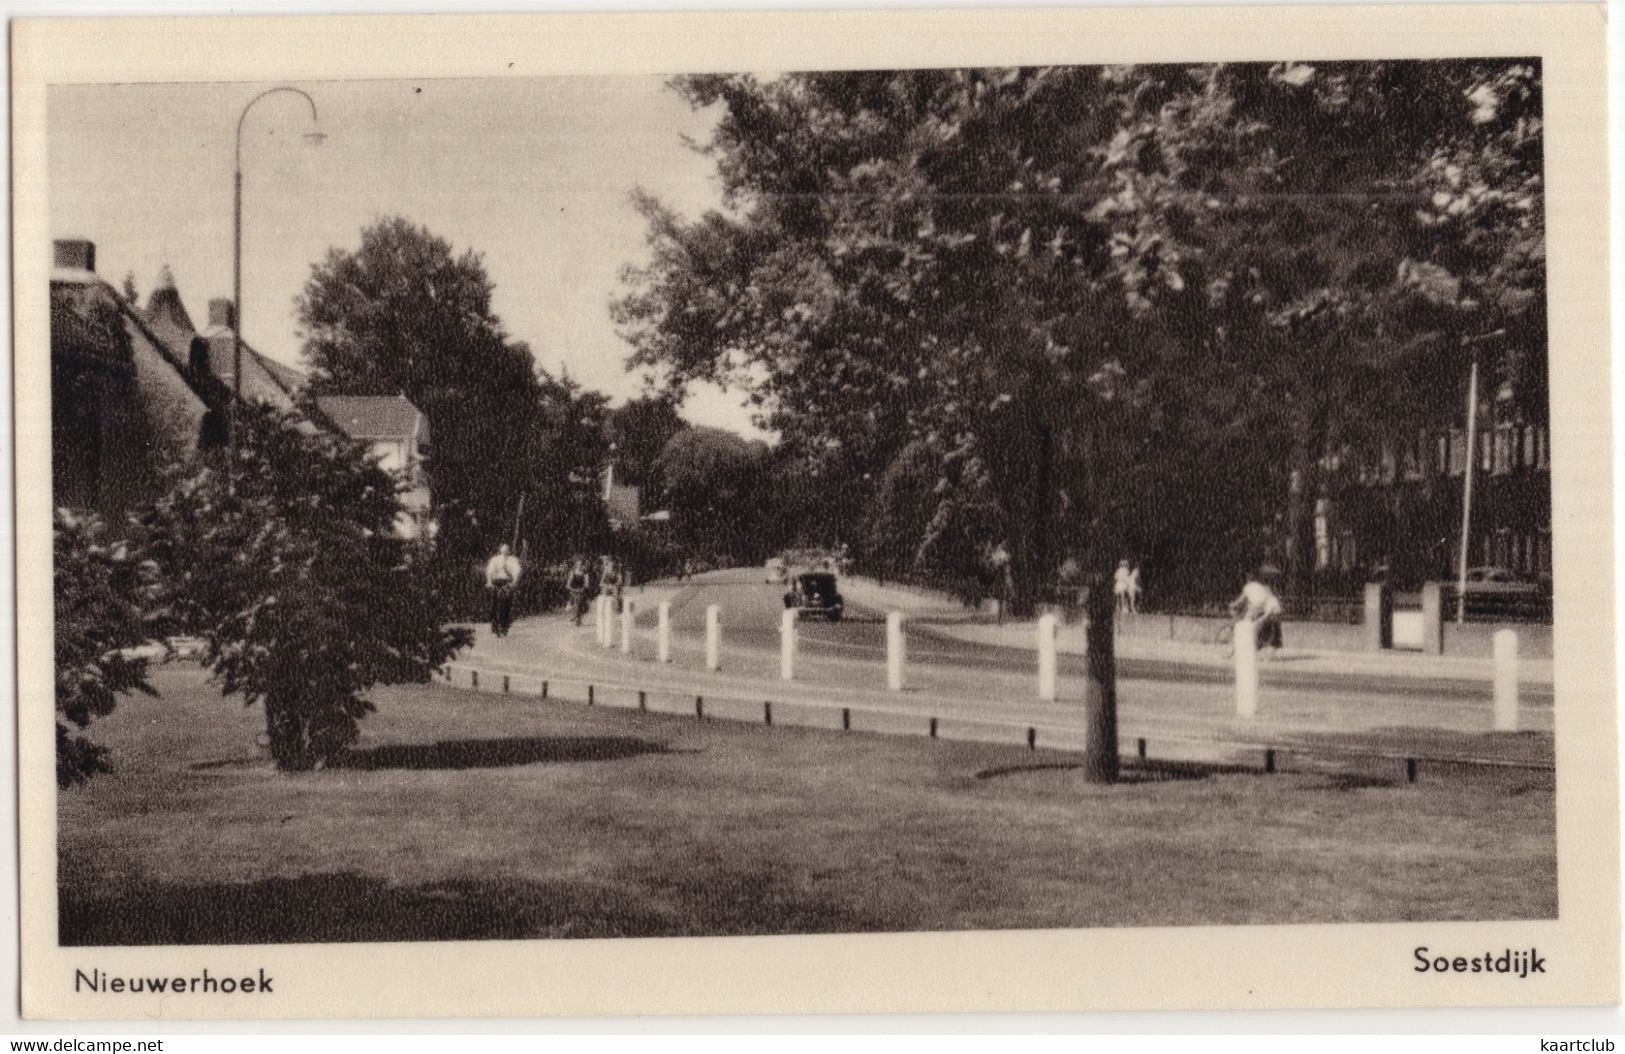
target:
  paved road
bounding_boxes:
[462,567,1553,766]
[642,568,1554,706]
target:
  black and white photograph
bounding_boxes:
[14,6,1617,1019]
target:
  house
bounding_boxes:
[314,395,434,540]
[142,269,307,424]
[1315,374,1551,591]
[51,238,435,540]
[50,239,225,519]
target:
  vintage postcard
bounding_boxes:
[13,5,1617,1020]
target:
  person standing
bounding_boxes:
[1127,564,1143,614]
[1113,559,1133,615]
[600,557,624,614]
[485,543,522,637]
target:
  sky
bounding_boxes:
[48,75,767,437]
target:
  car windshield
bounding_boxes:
[798,574,836,591]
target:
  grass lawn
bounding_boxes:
[59,666,1556,944]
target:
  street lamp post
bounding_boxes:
[230,87,325,467]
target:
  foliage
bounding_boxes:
[54,509,166,787]
[615,62,1546,609]
[297,217,610,580]
[651,426,773,562]
[137,404,471,770]
[606,394,687,504]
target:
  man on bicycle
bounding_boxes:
[565,558,592,626]
[484,543,522,638]
[1229,570,1284,652]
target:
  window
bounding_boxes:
[1448,429,1467,476]
[1337,529,1357,571]
[1493,528,1514,568]
[1314,497,1330,569]
[1402,431,1425,480]
[1380,444,1397,484]
[1492,423,1515,475]
[1479,430,1493,472]
[1535,424,1550,470]
[1436,433,1450,476]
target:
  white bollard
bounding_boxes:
[620,600,635,654]
[886,611,906,692]
[596,596,611,648]
[1234,619,1258,718]
[705,604,721,671]
[780,608,797,681]
[658,602,672,664]
[1494,628,1519,732]
[1037,613,1058,702]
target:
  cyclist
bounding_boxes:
[1228,570,1284,653]
[564,558,592,626]
[484,543,523,638]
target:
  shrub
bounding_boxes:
[53,508,164,787]
[138,405,471,771]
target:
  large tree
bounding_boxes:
[651,426,772,561]
[298,217,609,586]
[606,394,687,506]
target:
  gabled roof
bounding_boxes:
[53,270,216,404]
[196,333,306,407]
[314,394,428,444]
[145,265,196,334]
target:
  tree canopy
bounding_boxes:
[299,217,610,584]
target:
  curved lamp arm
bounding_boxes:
[235,86,322,170]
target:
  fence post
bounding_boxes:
[596,596,612,648]
[705,605,721,671]
[1037,613,1058,702]
[1363,582,1392,651]
[657,602,672,664]
[780,608,797,681]
[1494,628,1519,732]
[620,600,635,654]
[1234,618,1258,718]
[886,612,906,691]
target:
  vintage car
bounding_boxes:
[1459,566,1545,596]
[784,572,845,621]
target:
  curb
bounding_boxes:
[434,660,1554,780]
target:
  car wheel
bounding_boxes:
[828,608,843,623]
[784,595,795,608]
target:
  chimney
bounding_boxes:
[53,239,95,272]
[208,298,237,331]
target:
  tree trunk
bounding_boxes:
[1007,422,1055,618]
[1082,576,1118,783]
[264,696,317,771]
